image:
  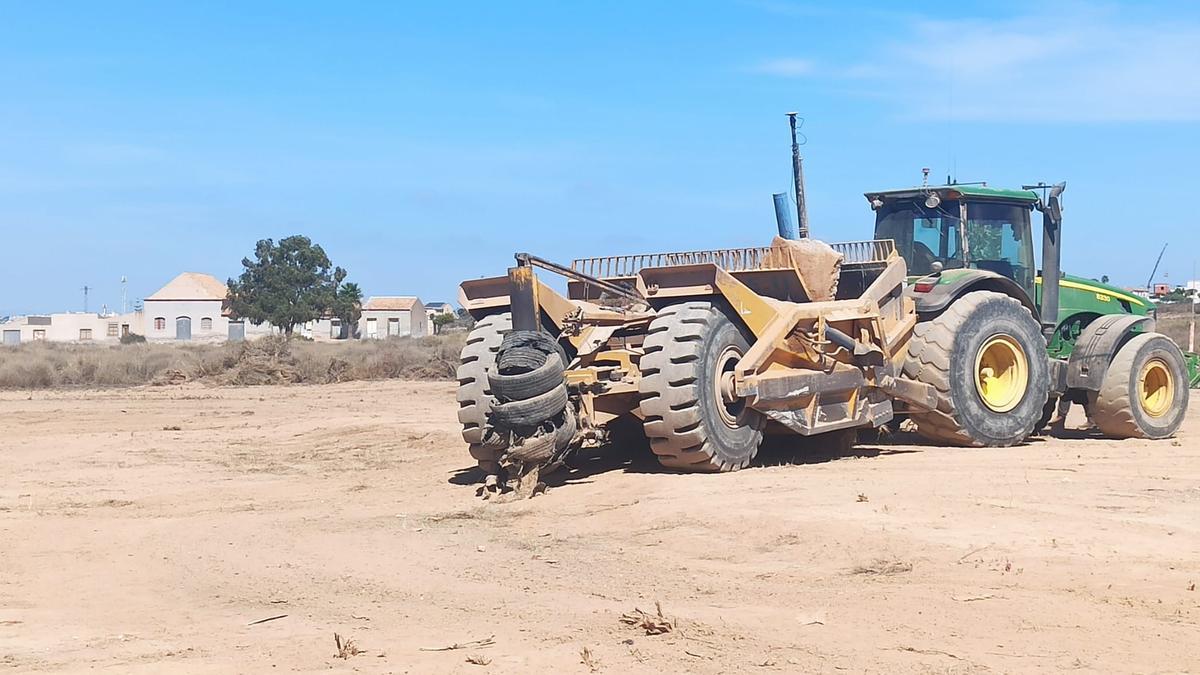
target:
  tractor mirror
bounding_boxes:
[1046,193,1063,223]
[1045,182,1066,224]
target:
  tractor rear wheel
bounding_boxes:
[1088,332,1188,439]
[903,291,1048,447]
[456,311,511,472]
[638,301,764,472]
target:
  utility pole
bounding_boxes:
[786,112,809,238]
[82,285,91,313]
[121,276,128,314]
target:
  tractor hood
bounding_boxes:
[1036,273,1150,316]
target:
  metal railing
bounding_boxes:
[570,240,894,279]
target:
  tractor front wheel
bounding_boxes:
[903,291,1048,446]
[1089,332,1188,439]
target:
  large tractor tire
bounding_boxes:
[638,301,764,472]
[903,291,1048,447]
[1088,332,1188,439]
[456,311,511,471]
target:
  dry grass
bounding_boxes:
[0,333,465,390]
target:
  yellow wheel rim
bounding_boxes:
[974,334,1028,413]
[1138,358,1173,418]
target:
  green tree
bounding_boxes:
[1101,274,1110,284]
[432,312,456,335]
[227,235,355,336]
[332,280,363,338]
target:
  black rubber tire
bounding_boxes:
[553,409,578,450]
[456,312,512,470]
[507,432,557,465]
[505,410,577,465]
[491,384,569,428]
[497,346,548,373]
[902,291,1048,447]
[1088,332,1188,439]
[488,355,565,402]
[638,301,764,472]
[497,331,567,373]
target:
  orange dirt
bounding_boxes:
[1,381,1197,673]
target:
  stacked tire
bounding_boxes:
[488,330,573,465]
[456,315,574,473]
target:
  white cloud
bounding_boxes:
[755,5,1200,122]
[751,57,816,77]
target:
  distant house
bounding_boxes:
[1,311,139,345]
[425,301,454,320]
[143,272,236,342]
[359,296,427,339]
[1152,283,1172,298]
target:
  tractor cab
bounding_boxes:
[866,183,1040,303]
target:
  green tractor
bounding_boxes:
[865,180,1191,442]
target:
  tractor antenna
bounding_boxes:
[786,112,809,238]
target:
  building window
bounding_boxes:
[154,317,166,330]
[201,317,213,330]
[79,329,93,341]
[107,322,119,337]
[32,330,46,341]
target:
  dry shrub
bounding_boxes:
[0,333,466,390]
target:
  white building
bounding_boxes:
[142,272,237,342]
[359,296,427,339]
[3,273,426,345]
[1,311,140,345]
[425,301,454,320]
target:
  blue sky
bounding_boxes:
[2,0,1198,314]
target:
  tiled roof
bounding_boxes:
[145,273,228,301]
[363,296,420,311]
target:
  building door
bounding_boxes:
[387,317,400,337]
[121,324,130,337]
[366,318,378,338]
[176,316,192,340]
[228,321,245,342]
[2,330,19,345]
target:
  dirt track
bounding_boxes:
[1,381,1198,673]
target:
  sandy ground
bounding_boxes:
[1,381,1198,674]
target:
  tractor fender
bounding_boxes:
[1066,314,1153,391]
[910,269,1038,318]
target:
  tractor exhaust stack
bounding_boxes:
[786,112,809,238]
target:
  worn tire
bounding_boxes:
[491,384,569,428]
[638,301,764,472]
[456,312,512,469]
[488,355,565,402]
[1088,332,1188,439]
[505,410,577,465]
[903,291,1048,447]
[497,331,567,373]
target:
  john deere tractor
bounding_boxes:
[867,181,1190,442]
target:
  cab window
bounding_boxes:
[874,200,963,276]
[964,203,1034,291]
